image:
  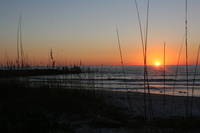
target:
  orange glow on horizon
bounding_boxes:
[0,41,199,66]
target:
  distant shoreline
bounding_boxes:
[0,66,82,77]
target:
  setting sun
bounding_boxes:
[154,61,161,67]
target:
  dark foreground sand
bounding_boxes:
[96,90,200,118]
[1,81,200,133]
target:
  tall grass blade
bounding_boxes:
[190,44,200,116]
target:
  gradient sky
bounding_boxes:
[1,0,200,65]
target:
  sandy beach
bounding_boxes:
[88,89,200,118]
[1,79,200,133]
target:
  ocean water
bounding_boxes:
[25,65,200,97]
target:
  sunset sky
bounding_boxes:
[1,0,200,66]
